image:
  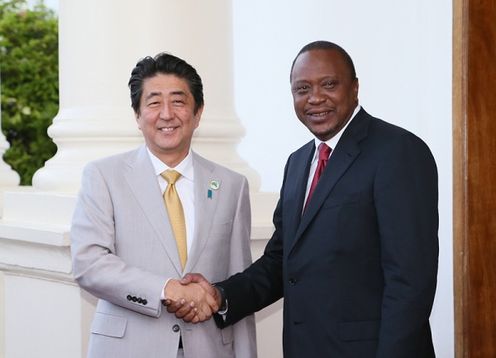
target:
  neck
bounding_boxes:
[150,148,189,168]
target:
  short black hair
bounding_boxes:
[128,52,204,115]
[290,41,357,81]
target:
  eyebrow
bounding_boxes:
[170,90,187,97]
[144,90,187,101]
[145,91,162,101]
[291,80,310,89]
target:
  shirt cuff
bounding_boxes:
[161,278,172,301]
[214,284,228,316]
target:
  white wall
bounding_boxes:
[232,1,453,356]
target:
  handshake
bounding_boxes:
[163,273,222,324]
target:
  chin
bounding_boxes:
[314,132,335,141]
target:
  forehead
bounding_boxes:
[291,49,351,82]
[142,73,191,96]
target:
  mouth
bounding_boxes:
[306,109,334,120]
[158,126,178,133]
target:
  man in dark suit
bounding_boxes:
[172,40,439,358]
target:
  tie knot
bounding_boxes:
[318,143,332,161]
[161,169,181,185]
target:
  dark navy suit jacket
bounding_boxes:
[216,108,438,358]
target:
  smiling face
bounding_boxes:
[136,73,202,167]
[290,48,359,141]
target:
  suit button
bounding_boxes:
[172,324,180,333]
[126,295,132,301]
[132,296,137,302]
[142,299,148,305]
[289,278,297,285]
[137,298,143,304]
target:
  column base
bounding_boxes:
[0,188,89,358]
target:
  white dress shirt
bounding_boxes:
[146,148,196,254]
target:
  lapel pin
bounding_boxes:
[210,180,220,190]
[208,180,220,199]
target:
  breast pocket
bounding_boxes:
[91,312,127,338]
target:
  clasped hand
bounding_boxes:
[163,273,220,323]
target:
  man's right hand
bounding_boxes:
[164,273,222,323]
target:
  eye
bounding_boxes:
[148,101,160,107]
[172,99,185,106]
[293,84,310,94]
[323,80,337,89]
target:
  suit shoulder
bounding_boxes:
[368,116,431,150]
[365,116,436,166]
[83,148,139,174]
[193,153,247,183]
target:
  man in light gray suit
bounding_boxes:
[70,53,256,358]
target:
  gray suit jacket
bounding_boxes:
[71,145,256,358]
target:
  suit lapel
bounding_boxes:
[184,152,219,273]
[290,110,369,253]
[124,145,183,275]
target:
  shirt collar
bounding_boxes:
[146,147,194,182]
[311,104,361,162]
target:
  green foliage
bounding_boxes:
[0,0,58,185]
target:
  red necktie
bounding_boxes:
[305,143,332,210]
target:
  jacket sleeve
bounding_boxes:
[70,162,165,318]
[374,133,439,357]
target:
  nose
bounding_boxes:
[308,87,325,104]
[160,102,173,120]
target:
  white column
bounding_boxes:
[31,1,141,192]
[32,0,260,192]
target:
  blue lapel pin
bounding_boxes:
[208,180,220,199]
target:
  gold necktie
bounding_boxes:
[161,170,187,270]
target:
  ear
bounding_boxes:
[353,78,359,100]
[193,105,204,129]
[135,111,142,130]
